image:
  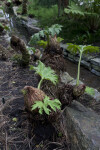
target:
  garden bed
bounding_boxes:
[0,3,100,150]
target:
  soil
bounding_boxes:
[0,59,70,150]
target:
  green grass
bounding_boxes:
[28,5,58,27]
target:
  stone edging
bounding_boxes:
[61,43,100,76]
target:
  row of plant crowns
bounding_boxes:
[22,23,100,117]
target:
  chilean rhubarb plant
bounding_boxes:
[29,61,61,115]
[30,60,58,89]
[67,43,99,95]
[29,24,63,47]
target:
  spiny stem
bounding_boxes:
[76,51,82,86]
[38,79,43,89]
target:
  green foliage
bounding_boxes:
[64,2,85,16]
[37,40,48,49]
[4,25,10,31]
[64,1,100,33]
[57,37,64,43]
[30,61,58,89]
[64,2,99,17]
[27,47,36,55]
[7,0,12,3]
[12,117,17,122]
[67,43,100,85]
[67,43,100,54]
[27,2,58,26]
[0,23,10,31]
[85,86,95,96]
[32,95,61,115]
[29,24,62,46]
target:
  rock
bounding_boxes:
[16,16,40,35]
[60,72,74,84]
[74,56,79,63]
[70,79,83,86]
[60,43,67,50]
[82,54,95,61]
[12,6,19,16]
[91,58,100,66]
[26,18,40,34]
[68,53,75,59]
[84,89,100,103]
[92,64,100,72]
[91,69,100,76]
[62,101,100,150]
[81,60,91,70]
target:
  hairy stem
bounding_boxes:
[38,78,43,89]
[76,51,82,86]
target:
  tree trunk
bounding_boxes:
[58,0,61,17]
[22,0,28,15]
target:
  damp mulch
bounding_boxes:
[0,60,70,150]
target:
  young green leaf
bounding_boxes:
[30,61,58,89]
[37,40,48,49]
[85,86,95,96]
[57,37,64,43]
[31,96,61,115]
